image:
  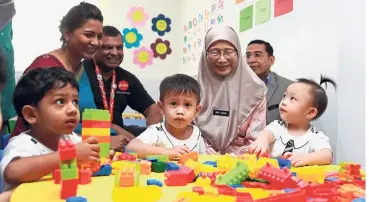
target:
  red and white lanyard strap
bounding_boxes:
[95,64,116,121]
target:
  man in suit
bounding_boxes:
[246,40,292,125]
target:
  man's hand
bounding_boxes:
[110,123,135,151]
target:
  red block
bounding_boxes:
[118,153,136,161]
[58,139,76,161]
[79,169,92,185]
[52,169,61,184]
[60,179,78,199]
[82,120,110,128]
[164,171,188,186]
[82,135,110,143]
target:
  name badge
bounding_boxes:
[213,110,229,117]
[268,104,279,110]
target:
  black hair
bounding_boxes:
[247,40,274,56]
[103,25,121,37]
[13,67,79,123]
[59,2,103,43]
[159,74,201,104]
[0,50,7,89]
[296,75,337,120]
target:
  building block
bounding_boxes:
[82,120,110,128]
[81,135,110,143]
[61,166,79,180]
[164,171,189,186]
[257,163,295,188]
[236,188,270,200]
[82,128,110,137]
[140,160,152,174]
[118,168,135,187]
[146,155,169,162]
[93,164,112,176]
[52,169,61,184]
[230,184,244,188]
[195,176,212,187]
[118,153,136,161]
[215,161,249,185]
[58,139,77,161]
[147,179,163,187]
[203,161,217,167]
[146,157,158,162]
[61,179,78,199]
[152,161,166,173]
[179,152,198,164]
[78,169,92,185]
[166,162,180,171]
[257,157,279,169]
[184,159,201,175]
[99,142,110,158]
[217,154,238,171]
[66,196,88,202]
[276,158,292,169]
[82,109,110,121]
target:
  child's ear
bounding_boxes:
[157,101,164,114]
[22,105,37,125]
[195,105,202,115]
[306,107,318,120]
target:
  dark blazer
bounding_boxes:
[266,72,293,125]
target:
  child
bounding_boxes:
[0,67,100,192]
[248,75,336,167]
[126,74,206,158]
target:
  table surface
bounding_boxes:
[11,155,343,202]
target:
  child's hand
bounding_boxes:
[247,139,269,157]
[166,145,190,157]
[75,137,100,162]
[283,152,309,167]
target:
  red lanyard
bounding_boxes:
[95,63,116,121]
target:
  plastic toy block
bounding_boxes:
[152,161,166,173]
[229,184,244,188]
[257,157,279,169]
[235,192,253,202]
[78,169,92,185]
[237,188,270,200]
[166,162,180,171]
[53,169,61,184]
[215,161,249,185]
[185,159,201,175]
[217,154,238,171]
[202,187,219,196]
[213,184,236,196]
[256,188,306,202]
[61,166,78,180]
[352,197,366,202]
[293,166,325,184]
[203,161,217,167]
[179,151,198,164]
[257,163,294,188]
[195,176,212,186]
[82,135,110,143]
[164,171,189,186]
[146,155,169,162]
[241,182,272,190]
[192,186,204,195]
[66,196,87,202]
[276,158,291,169]
[82,128,110,136]
[99,142,110,157]
[61,179,78,199]
[82,109,110,121]
[140,160,152,174]
[93,164,112,176]
[118,153,136,161]
[118,169,135,187]
[199,172,221,185]
[147,179,163,187]
[283,188,297,193]
[199,163,221,173]
[58,139,77,161]
[118,161,140,185]
[146,157,158,162]
[179,165,197,182]
[82,120,110,128]
[112,186,162,202]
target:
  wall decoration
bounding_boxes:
[133,47,154,68]
[235,0,245,4]
[274,0,293,17]
[127,7,149,27]
[255,0,271,25]
[122,28,143,49]
[239,5,253,32]
[150,38,172,60]
[151,14,172,36]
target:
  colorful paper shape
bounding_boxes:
[150,38,172,60]
[235,0,245,4]
[239,5,253,32]
[274,0,293,17]
[133,47,154,68]
[151,14,171,36]
[127,7,149,27]
[122,28,143,49]
[255,0,271,25]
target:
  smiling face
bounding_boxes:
[94,35,124,71]
[246,43,275,80]
[206,40,238,77]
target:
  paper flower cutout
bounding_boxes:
[126,7,149,27]
[151,14,171,36]
[122,28,143,49]
[133,47,154,68]
[150,38,172,59]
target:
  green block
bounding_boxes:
[152,162,166,173]
[61,168,78,180]
[99,142,110,157]
[146,155,169,162]
[60,159,77,170]
[82,109,110,121]
[215,161,249,185]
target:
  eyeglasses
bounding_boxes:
[207,49,237,59]
[245,52,265,60]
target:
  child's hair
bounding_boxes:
[0,50,7,89]
[296,75,337,120]
[159,74,201,103]
[13,67,79,123]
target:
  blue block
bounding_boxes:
[203,161,217,167]
[93,164,112,176]
[146,157,158,162]
[352,198,366,202]
[276,158,291,169]
[291,172,296,177]
[229,184,244,188]
[66,196,88,202]
[147,179,163,187]
[325,177,339,181]
[283,188,296,193]
[166,162,180,171]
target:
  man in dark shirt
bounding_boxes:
[83,25,162,151]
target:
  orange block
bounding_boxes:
[82,135,110,143]
[179,152,198,164]
[140,160,152,175]
[120,169,135,187]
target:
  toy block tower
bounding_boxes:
[82,109,111,158]
[58,137,78,199]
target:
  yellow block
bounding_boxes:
[185,159,201,175]
[112,186,162,202]
[195,177,212,187]
[237,188,270,200]
[82,128,110,136]
[257,157,279,169]
[176,192,235,202]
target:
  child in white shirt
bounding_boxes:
[126,74,206,158]
[249,75,336,167]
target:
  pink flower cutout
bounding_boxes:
[133,47,154,68]
[127,7,149,27]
